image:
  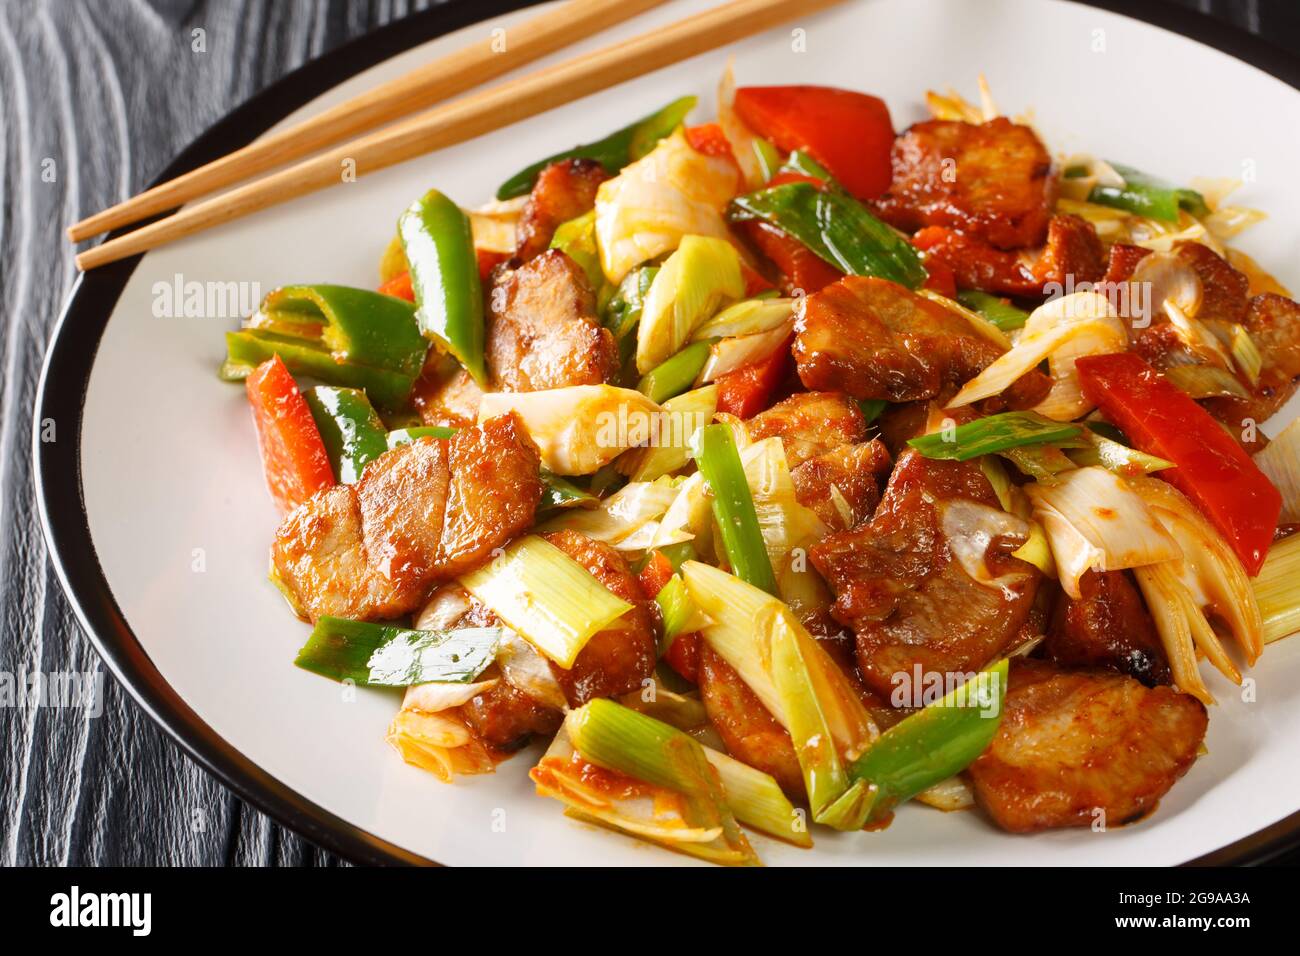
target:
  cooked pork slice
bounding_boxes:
[435,413,545,578]
[873,118,1054,249]
[795,276,1002,402]
[542,530,658,706]
[412,358,482,428]
[968,659,1208,832]
[357,434,450,595]
[462,681,563,753]
[272,483,412,622]
[486,249,619,392]
[790,439,891,531]
[698,644,804,798]
[1102,241,1300,442]
[513,158,609,263]
[1044,569,1171,686]
[744,391,869,467]
[810,449,1039,698]
[272,414,541,622]
[913,214,1105,298]
[1202,292,1300,439]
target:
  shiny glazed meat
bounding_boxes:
[542,530,658,706]
[698,645,804,798]
[810,449,1039,698]
[968,659,1207,832]
[913,214,1105,298]
[271,414,542,622]
[874,118,1054,249]
[790,439,891,531]
[744,391,868,467]
[1044,569,1170,686]
[795,276,1002,402]
[513,158,609,263]
[486,250,618,392]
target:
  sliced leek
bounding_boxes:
[459,535,633,668]
[1255,533,1300,644]
[635,235,745,374]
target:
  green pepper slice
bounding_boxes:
[303,386,389,484]
[398,189,487,387]
[495,96,697,200]
[220,329,417,412]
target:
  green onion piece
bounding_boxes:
[752,137,782,182]
[655,574,695,653]
[1087,162,1209,223]
[1164,364,1251,399]
[1001,444,1078,480]
[627,384,717,483]
[728,182,928,289]
[779,149,834,184]
[304,386,389,484]
[769,614,854,826]
[858,398,888,425]
[549,210,606,292]
[956,290,1030,331]
[1068,428,1174,475]
[1255,533,1300,644]
[294,617,502,685]
[540,470,598,511]
[694,424,778,595]
[386,425,457,450]
[703,746,812,847]
[908,411,1084,462]
[565,700,758,864]
[220,329,416,412]
[495,96,697,200]
[459,535,633,669]
[849,659,1009,822]
[604,265,659,369]
[637,341,713,404]
[399,189,487,386]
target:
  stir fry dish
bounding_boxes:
[221,73,1300,865]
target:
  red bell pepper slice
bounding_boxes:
[637,551,700,684]
[740,262,775,298]
[1076,352,1281,575]
[742,221,842,296]
[246,356,335,513]
[685,123,735,161]
[715,335,793,419]
[377,271,415,302]
[733,85,894,200]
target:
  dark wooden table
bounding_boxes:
[3,0,1298,867]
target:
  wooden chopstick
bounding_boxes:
[75,0,844,271]
[66,0,666,242]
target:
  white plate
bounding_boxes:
[37,0,1300,865]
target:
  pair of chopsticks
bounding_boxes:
[72,0,845,271]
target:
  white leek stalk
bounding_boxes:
[1026,466,1182,599]
[459,535,633,668]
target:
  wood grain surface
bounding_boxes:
[1,0,1297,867]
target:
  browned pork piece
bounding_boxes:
[810,448,1040,698]
[1104,240,1300,445]
[412,356,482,428]
[436,531,657,751]
[968,659,1208,832]
[1043,569,1171,686]
[794,276,1004,402]
[485,250,619,392]
[744,391,869,466]
[271,413,542,622]
[873,117,1054,249]
[790,439,892,531]
[513,158,609,263]
[913,213,1105,298]
[698,645,804,798]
